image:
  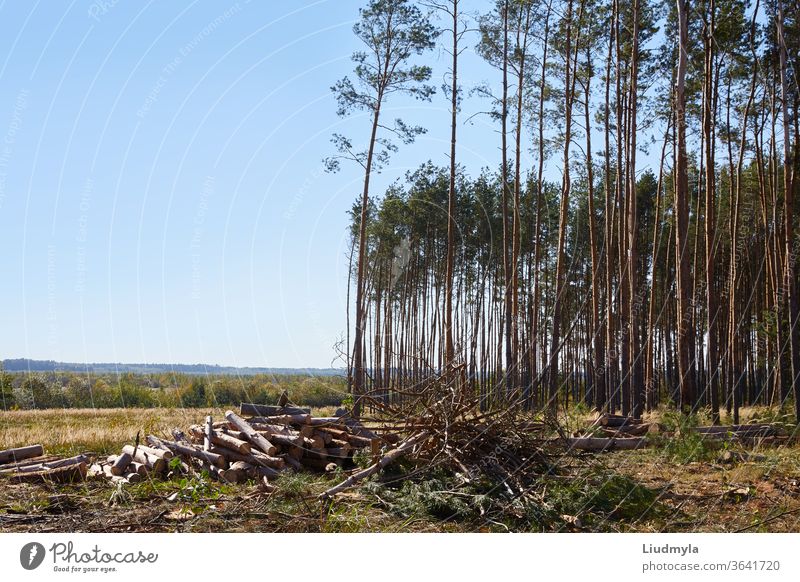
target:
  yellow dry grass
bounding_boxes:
[0,407,223,456]
[0,405,341,456]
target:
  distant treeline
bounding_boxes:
[0,370,347,410]
[1,359,345,377]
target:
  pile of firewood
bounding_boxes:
[691,423,786,445]
[0,445,89,483]
[567,413,791,452]
[565,414,656,451]
[90,404,390,487]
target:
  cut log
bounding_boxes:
[247,422,301,435]
[218,467,247,484]
[320,431,430,499]
[608,423,652,436]
[138,444,173,460]
[211,431,252,454]
[307,417,345,427]
[40,454,89,470]
[281,454,302,471]
[262,433,304,448]
[344,434,373,448]
[239,403,311,417]
[129,461,149,476]
[598,424,652,438]
[111,453,133,475]
[225,411,278,456]
[8,462,87,484]
[187,425,205,445]
[329,438,351,450]
[596,414,643,428]
[217,460,280,479]
[204,415,213,451]
[693,424,777,435]
[147,436,226,469]
[123,471,143,484]
[315,426,349,440]
[251,465,281,479]
[370,438,381,464]
[190,426,253,454]
[565,437,648,451]
[144,438,175,456]
[0,455,60,473]
[0,444,44,465]
[122,445,166,473]
[207,446,284,469]
[304,435,325,449]
[315,430,334,445]
[246,414,311,426]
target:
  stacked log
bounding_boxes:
[571,415,786,452]
[692,424,781,444]
[91,403,391,490]
[565,436,649,451]
[0,445,89,483]
[189,406,383,474]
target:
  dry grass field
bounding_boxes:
[0,408,224,456]
[0,407,342,455]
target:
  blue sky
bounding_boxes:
[0,0,509,368]
[0,0,664,369]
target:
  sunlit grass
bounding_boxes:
[0,407,220,455]
[0,404,343,456]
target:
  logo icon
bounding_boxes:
[20,542,46,570]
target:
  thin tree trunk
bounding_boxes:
[675,0,697,412]
[548,0,574,411]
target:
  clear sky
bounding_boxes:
[0,0,662,369]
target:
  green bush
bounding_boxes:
[651,410,715,464]
[0,371,15,409]
[175,378,207,408]
[0,370,347,409]
[13,374,65,409]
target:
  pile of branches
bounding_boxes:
[321,365,558,504]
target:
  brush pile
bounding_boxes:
[320,366,554,500]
